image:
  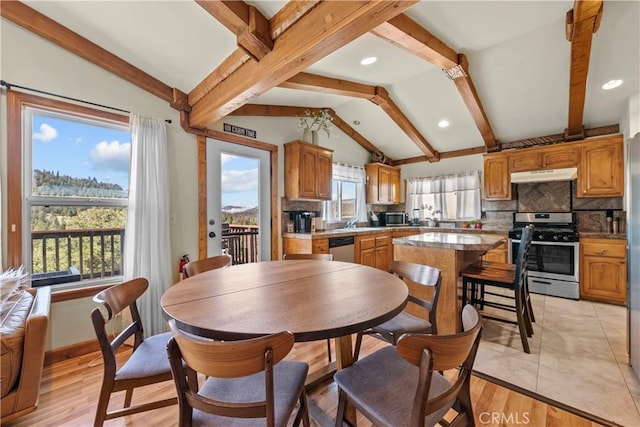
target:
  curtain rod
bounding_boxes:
[0,80,172,124]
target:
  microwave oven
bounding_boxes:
[385,212,408,226]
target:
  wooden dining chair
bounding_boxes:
[166,320,310,427]
[353,261,442,360]
[283,252,335,362]
[334,305,482,427]
[460,225,534,353]
[283,253,334,261]
[183,254,232,278]
[90,278,192,427]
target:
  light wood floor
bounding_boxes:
[6,335,601,427]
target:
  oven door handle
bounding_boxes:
[515,240,577,247]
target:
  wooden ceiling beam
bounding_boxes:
[189,1,319,106]
[0,1,188,107]
[196,1,272,60]
[188,1,417,128]
[371,86,440,162]
[449,54,497,150]
[227,104,387,157]
[370,87,439,162]
[327,108,387,157]
[371,14,457,69]
[278,72,376,99]
[393,146,486,165]
[278,72,437,160]
[372,13,497,152]
[565,0,603,139]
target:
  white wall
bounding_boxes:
[399,154,483,180]
[0,21,199,348]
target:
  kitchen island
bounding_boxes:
[393,232,505,334]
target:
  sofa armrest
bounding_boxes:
[1,286,51,421]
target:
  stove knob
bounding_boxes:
[553,235,560,241]
[537,234,544,240]
[563,235,569,241]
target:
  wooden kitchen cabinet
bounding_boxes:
[509,144,579,172]
[578,135,624,198]
[580,238,627,305]
[282,237,329,257]
[284,141,333,200]
[355,233,392,271]
[483,153,511,200]
[366,163,400,204]
[481,235,509,262]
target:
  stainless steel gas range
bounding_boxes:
[508,212,579,300]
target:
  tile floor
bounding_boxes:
[472,292,640,427]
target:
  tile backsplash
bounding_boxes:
[482,180,625,233]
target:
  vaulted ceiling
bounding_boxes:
[2,1,638,165]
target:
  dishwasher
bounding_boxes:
[328,236,355,263]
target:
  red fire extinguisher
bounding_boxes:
[179,254,190,281]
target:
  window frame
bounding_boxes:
[329,179,358,222]
[6,91,129,289]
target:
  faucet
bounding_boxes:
[345,218,358,229]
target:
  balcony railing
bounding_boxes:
[30,223,260,286]
[31,228,125,285]
[222,224,259,264]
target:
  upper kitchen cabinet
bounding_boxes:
[577,135,624,198]
[509,144,580,172]
[284,141,333,200]
[483,153,511,200]
[366,163,400,204]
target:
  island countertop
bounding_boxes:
[393,232,505,251]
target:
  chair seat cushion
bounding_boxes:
[334,346,454,427]
[192,360,308,427]
[116,332,173,380]
[374,312,433,344]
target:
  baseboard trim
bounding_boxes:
[45,339,100,366]
[472,370,623,427]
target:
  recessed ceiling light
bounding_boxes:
[360,56,377,66]
[602,79,623,90]
[353,120,361,126]
[438,119,450,128]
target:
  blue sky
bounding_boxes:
[32,114,259,208]
[221,153,258,208]
[32,114,131,190]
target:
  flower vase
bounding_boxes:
[302,129,311,143]
[311,130,319,145]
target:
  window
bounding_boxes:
[323,163,367,223]
[406,172,481,221]
[7,91,130,288]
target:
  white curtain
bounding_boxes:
[455,172,482,219]
[406,171,481,220]
[124,114,172,337]
[323,162,367,222]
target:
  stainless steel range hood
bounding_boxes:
[510,167,578,183]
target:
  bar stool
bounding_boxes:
[460,225,534,353]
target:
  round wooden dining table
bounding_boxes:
[161,260,408,343]
[161,260,408,426]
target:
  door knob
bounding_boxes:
[209,232,216,238]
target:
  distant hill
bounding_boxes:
[221,206,258,225]
[33,169,127,198]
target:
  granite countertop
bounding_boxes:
[392,232,505,251]
[578,232,627,240]
[283,226,510,239]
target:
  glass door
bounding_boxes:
[206,138,271,263]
